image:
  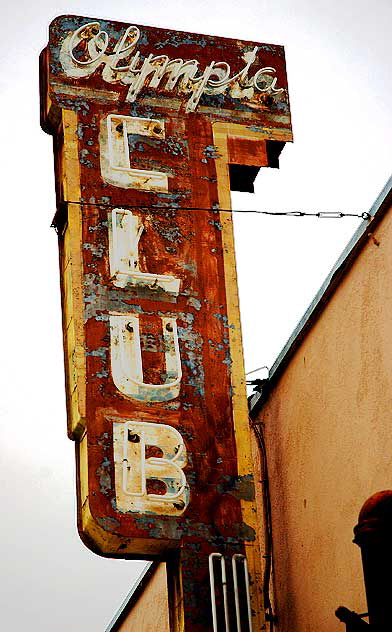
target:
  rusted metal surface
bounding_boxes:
[41,16,291,127]
[40,14,292,630]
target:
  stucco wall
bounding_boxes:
[118,563,169,632]
[254,204,392,632]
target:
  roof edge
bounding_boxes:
[105,561,157,631]
[249,173,392,416]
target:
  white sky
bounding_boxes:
[0,1,391,630]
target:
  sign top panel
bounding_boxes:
[42,14,291,130]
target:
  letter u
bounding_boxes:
[110,313,182,401]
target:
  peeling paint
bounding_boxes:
[208,220,222,231]
[96,457,111,495]
[79,148,95,168]
[213,313,235,329]
[41,21,291,626]
[187,297,201,311]
[82,242,105,257]
[217,474,255,501]
[96,515,120,531]
[203,144,221,160]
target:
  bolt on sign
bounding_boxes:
[40,15,292,631]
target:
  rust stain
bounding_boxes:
[40,14,292,630]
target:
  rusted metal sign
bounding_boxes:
[40,14,291,631]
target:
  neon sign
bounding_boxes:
[40,15,292,629]
[60,22,284,112]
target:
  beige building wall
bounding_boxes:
[117,563,169,632]
[253,197,392,632]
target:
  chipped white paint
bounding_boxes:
[100,114,168,191]
[108,208,180,294]
[113,419,189,515]
[60,22,284,113]
[110,313,182,401]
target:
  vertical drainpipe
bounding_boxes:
[353,490,392,630]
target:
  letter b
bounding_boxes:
[113,419,190,515]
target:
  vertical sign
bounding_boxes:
[40,15,292,631]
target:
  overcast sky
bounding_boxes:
[1,0,391,630]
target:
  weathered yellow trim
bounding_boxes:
[61,110,86,439]
[213,121,284,630]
